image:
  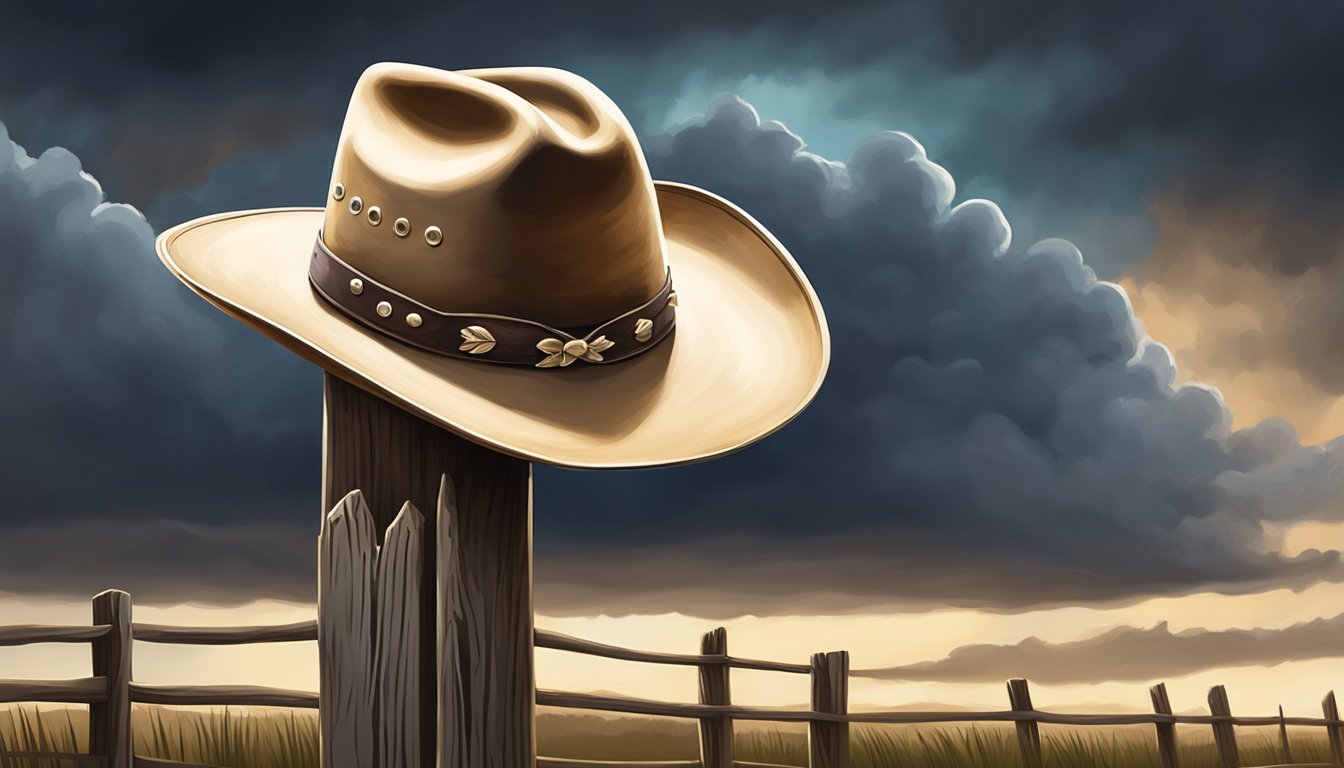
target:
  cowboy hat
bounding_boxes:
[156,63,828,468]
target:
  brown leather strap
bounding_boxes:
[308,234,676,368]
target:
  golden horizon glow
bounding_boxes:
[3,579,1343,716]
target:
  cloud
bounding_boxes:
[0,119,318,533]
[853,614,1344,684]
[0,517,313,605]
[1122,193,1344,427]
[533,95,1344,616]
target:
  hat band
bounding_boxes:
[308,234,677,368]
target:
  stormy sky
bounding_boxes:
[3,0,1344,693]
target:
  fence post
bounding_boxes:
[1323,691,1344,764]
[90,589,131,768]
[810,651,849,768]
[1207,685,1239,768]
[698,627,733,768]
[378,501,424,768]
[1150,683,1180,768]
[319,489,379,768]
[1007,678,1042,768]
[1276,705,1292,763]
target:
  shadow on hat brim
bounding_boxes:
[156,182,830,469]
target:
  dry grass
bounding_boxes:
[1,705,1338,767]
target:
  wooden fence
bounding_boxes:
[533,629,1344,768]
[7,603,1344,768]
[0,588,317,767]
[5,485,1344,768]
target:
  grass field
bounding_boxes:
[1,704,1337,767]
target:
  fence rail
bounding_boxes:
[536,629,811,674]
[0,588,318,768]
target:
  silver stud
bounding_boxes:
[635,318,654,343]
[424,226,443,247]
[349,196,363,215]
[405,313,423,328]
[332,182,345,201]
[367,206,382,226]
[667,291,678,308]
[376,301,392,318]
[394,218,410,237]
[349,278,364,295]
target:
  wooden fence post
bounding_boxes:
[1323,691,1344,765]
[698,628,733,768]
[378,501,424,768]
[319,489,378,768]
[810,651,849,768]
[90,589,131,768]
[1150,683,1180,768]
[1277,705,1292,764]
[326,375,533,768]
[1207,685,1239,768]
[1007,678,1042,768]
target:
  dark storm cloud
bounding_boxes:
[854,615,1344,685]
[533,95,1344,616]
[0,518,313,605]
[0,121,318,530]
[0,0,887,209]
[5,1,1341,265]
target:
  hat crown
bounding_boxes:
[322,63,668,329]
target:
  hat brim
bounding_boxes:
[156,182,829,469]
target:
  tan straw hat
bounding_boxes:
[156,63,829,468]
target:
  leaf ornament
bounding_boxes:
[634,318,654,343]
[459,326,496,354]
[536,335,615,368]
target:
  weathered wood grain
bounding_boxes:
[435,468,534,768]
[1208,685,1240,768]
[1323,691,1344,765]
[1150,682,1181,768]
[1007,678,1042,768]
[318,488,377,768]
[536,629,809,674]
[698,628,733,768]
[537,689,836,721]
[1277,705,1292,763]
[91,589,132,768]
[810,651,849,768]
[325,374,533,768]
[133,621,316,644]
[128,683,319,708]
[378,501,424,768]
[0,676,106,703]
[0,624,111,645]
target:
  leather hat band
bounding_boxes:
[308,234,677,368]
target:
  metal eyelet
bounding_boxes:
[367,206,382,226]
[376,301,392,318]
[332,182,345,201]
[424,226,443,247]
[349,197,363,215]
[394,218,410,238]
